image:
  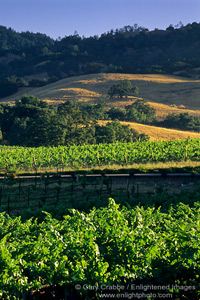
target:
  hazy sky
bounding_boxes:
[0,0,199,39]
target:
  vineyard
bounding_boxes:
[0,138,200,172]
[0,138,200,299]
[0,198,200,299]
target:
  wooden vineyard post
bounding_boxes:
[18,178,21,197]
[104,176,110,192]
[126,176,130,198]
[59,174,61,186]
[109,177,112,196]
[7,196,10,214]
[136,183,139,198]
[126,176,130,193]
[34,173,37,189]
[56,185,60,204]
[40,173,44,186]
[81,175,86,189]
[27,188,30,206]
[44,178,47,197]
[0,186,2,207]
[81,175,87,197]
[71,180,74,196]
[130,174,135,196]
[3,174,6,190]
[75,175,79,192]
[100,175,104,195]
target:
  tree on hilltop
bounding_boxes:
[108,80,139,99]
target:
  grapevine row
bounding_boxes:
[0,138,199,171]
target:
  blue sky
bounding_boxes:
[0,0,199,39]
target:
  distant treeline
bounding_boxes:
[0,75,59,98]
[0,96,149,147]
[0,22,200,87]
[107,103,200,132]
[0,95,199,147]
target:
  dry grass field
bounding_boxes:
[148,102,200,120]
[2,73,200,108]
[98,120,200,141]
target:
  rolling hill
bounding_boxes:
[2,72,200,111]
[1,73,200,140]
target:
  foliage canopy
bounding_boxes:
[0,199,199,299]
[0,96,148,147]
[108,80,139,99]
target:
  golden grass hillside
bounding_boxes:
[98,120,200,141]
[2,73,200,111]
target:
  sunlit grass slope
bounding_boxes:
[98,120,200,141]
[2,73,200,112]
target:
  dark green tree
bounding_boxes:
[108,80,139,99]
[95,120,149,144]
[158,112,200,132]
[79,100,108,121]
[1,95,56,146]
[107,107,126,120]
[57,100,96,145]
[125,99,157,124]
[4,117,30,146]
[27,112,66,146]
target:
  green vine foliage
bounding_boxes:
[0,199,199,299]
[0,138,200,172]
